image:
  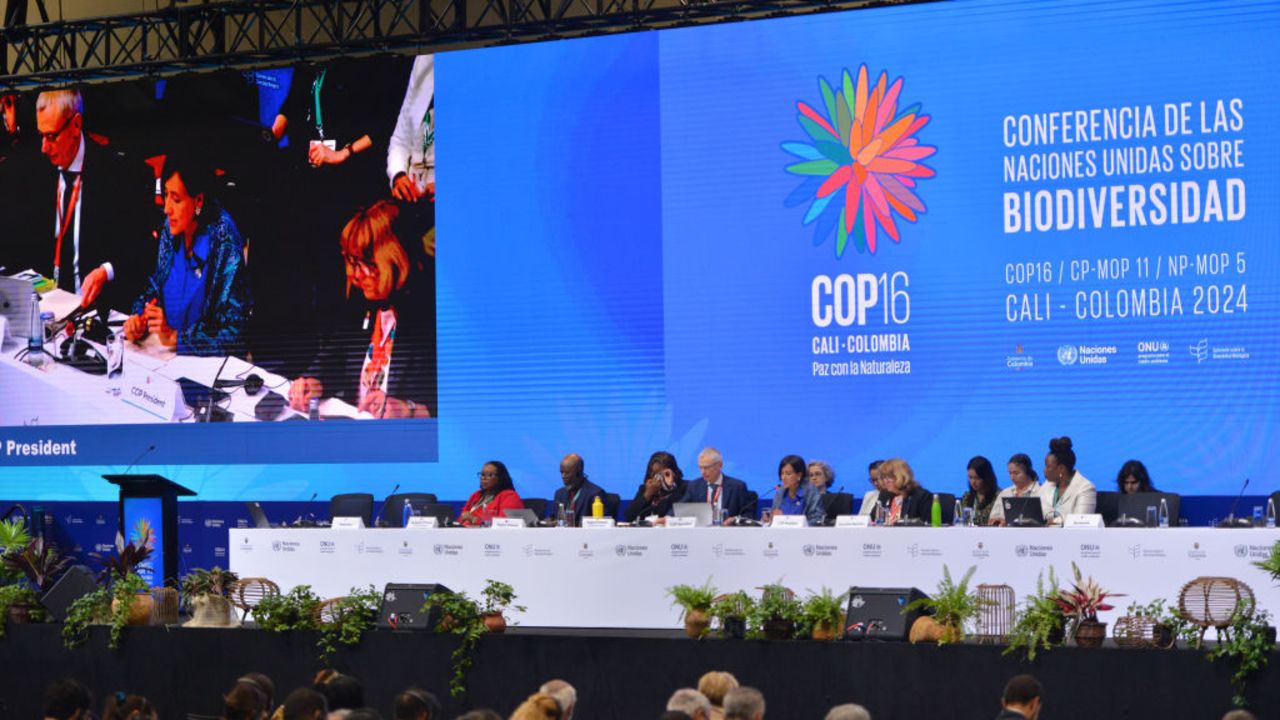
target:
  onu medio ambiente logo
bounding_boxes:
[784,65,936,257]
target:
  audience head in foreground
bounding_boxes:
[538,679,577,720]
[722,687,765,720]
[667,689,713,720]
[43,679,92,720]
[998,674,1042,720]
[824,705,871,720]
[392,688,441,720]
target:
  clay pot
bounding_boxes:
[762,617,794,641]
[1152,623,1175,649]
[811,620,839,641]
[112,593,154,626]
[1075,620,1107,648]
[186,595,238,628]
[482,611,507,634]
[909,616,960,644]
[684,608,711,638]
[7,603,33,625]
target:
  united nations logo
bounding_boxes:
[1234,544,1248,558]
[582,543,589,550]
[1193,542,1200,550]
[433,544,444,556]
[802,544,815,557]
[1057,345,1078,366]
[615,544,627,557]
[1014,544,1028,558]
[976,542,984,550]
[271,541,281,551]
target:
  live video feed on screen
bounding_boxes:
[0,55,437,426]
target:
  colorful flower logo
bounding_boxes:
[784,65,936,256]
[130,518,156,550]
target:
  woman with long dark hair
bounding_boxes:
[959,456,1001,526]
[624,451,688,523]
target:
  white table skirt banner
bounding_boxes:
[230,527,1280,629]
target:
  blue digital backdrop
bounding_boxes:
[1,0,1277,505]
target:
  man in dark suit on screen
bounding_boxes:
[550,453,605,526]
[681,447,751,522]
[27,89,153,310]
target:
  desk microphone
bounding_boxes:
[1219,478,1253,528]
[120,444,156,477]
[294,493,319,527]
[375,483,401,527]
[205,356,231,422]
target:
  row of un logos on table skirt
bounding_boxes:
[236,536,1276,564]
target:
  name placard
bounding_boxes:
[834,515,870,528]
[491,518,527,529]
[666,517,698,528]
[406,516,439,529]
[1064,513,1105,529]
[582,518,616,528]
[770,515,807,528]
[332,516,365,530]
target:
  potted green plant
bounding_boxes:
[316,585,382,663]
[479,579,525,633]
[180,567,240,627]
[254,585,322,631]
[1122,598,1190,649]
[1254,540,1280,585]
[1055,561,1123,648]
[0,583,42,636]
[3,537,72,596]
[1004,568,1066,661]
[750,583,801,640]
[905,565,984,645]
[667,579,718,638]
[1205,598,1275,708]
[422,591,485,700]
[800,587,846,641]
[0,518,31,561]
[62,571,149,650]
[710,591,755,639]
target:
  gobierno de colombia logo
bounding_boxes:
[784,65,936,257]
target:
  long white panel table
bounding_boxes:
[230,526,1280,628]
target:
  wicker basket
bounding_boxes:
[151,587,180,625]
[1177,576,1254,648]
[1113,614,1174,649]
[974,584,1015,644]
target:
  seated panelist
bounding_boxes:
[878,458,931,524]
[681,447,751,521]
[124,152,250,356]
[550,453,606,525]
[1116,459,1156,494]
[765,454,823,526]
[989,453,1043,526]
[1040,436,1096,525]
[624,451,688,522]
[458,461,524,527]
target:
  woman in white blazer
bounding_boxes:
[1040,436,1096,525]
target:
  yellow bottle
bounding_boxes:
[592,495,605,519]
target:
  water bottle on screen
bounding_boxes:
[1158,498,1170,528]
[713,505,724,526]
[556,502,567,528]
[1267,499,1276,529]
[25,296,45,366]
[308,396,320,421]
[930,494,942,527]
[953,498,964,527]
[402,498,413,527]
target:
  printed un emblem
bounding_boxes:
[615,544,627,557]
[1014,544,1029,558]
[802,544,816,557]
[1057,345,1078,366]
[1234,545,1248,558]
[433,544,444,556]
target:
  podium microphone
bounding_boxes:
[1219,478,1253,528]
[375,483,401,527]
[121,445,157,477]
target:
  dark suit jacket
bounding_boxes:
[550,479,606,525]
[624,479,688,523]
[900,486,934,523]
[19,139,155,310]
[995,710,1028,720]
[681,475,751,519]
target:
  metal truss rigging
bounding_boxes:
[0,0,928,90]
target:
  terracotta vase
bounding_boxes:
[762,617,794,641]
[811,620,839,641]
[7,603,33,625]
[482,611,507,633]
[684,608,711,638]
[112,593,154,626]
[1075,619,1107,648]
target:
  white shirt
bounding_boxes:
[988,482,1043,524]
[54,136,113,288]
[386,54,435,191]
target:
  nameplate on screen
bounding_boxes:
[1064,514,1105,529]
[770,515,807,528]
[666,517,698,528]
[834,515,870,528]
[582,518,616,528]
[491,518,527,529]
[332,516,366,530]
[406,516,438,529]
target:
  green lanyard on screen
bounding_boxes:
[312,69,328,139]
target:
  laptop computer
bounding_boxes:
[245,502,272,529]
[419,503,456,526]
[1116,492,1181,527]
[672,502,714,527]
[502,508,540,527]
[1002,496,1045,527]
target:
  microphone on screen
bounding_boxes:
[294,493,319,527]
[121,444,156,477]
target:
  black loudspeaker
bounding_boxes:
[843,586,928,641]
[377,583,452,631]
[40,565,97,622]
